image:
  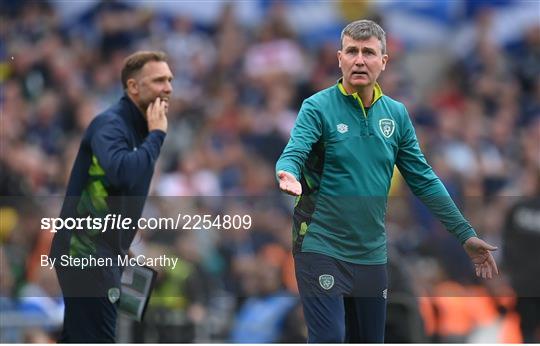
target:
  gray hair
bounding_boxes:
[341,20,387,54]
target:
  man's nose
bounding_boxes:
[163,81,173,94]
[354,55,365,66]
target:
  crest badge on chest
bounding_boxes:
[379,118,395,138]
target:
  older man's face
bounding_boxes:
[337,35,388,93]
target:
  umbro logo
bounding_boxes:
[337,123,348,134]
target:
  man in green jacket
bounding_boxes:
[275,19,498,343]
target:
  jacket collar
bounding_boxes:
[336,78,383,107]
[119,94,148,137]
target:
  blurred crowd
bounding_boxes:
[1,0,539,343]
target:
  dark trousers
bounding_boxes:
[56,266,120,342]
[294,252,387,343]
[59,297,117,343]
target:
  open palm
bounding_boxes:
[463,237,499,279]
[277,170,302,196]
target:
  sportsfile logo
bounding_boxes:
[41,213,253,233]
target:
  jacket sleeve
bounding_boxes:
[395,106,477,244]
[275,99,323,180]
[90,117,166,190]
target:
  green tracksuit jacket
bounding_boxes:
[276,81,477,264]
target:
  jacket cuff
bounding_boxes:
[148,130,166,145]
[456,227,478,244]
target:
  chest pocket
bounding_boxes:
[324,128,361,166]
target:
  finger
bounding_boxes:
[280,182,294,195]
[156,97,163,114]
[283,187,297,196]
[484,262,492,279]
[161,101,168,116]
[475,264,480,277]
[147,101,154,117]
[158,97,166,113]
[285,183,300,196]
[488,254,499,275]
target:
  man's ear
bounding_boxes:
[337,50,342,68]
[381,54,389,71]
[126,78,138,95]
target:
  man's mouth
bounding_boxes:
[352,71,368,77]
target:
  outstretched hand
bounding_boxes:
[277,170,302,196]
[463,237,499,279]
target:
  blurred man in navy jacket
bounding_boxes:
[50,51,173,342]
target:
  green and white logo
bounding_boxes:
[108,287,120,304]
[319,274,334,290]
[379,119,395,138]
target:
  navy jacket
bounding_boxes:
[50,94,165,261]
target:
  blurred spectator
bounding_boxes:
[230,257,298,343]
[164,15,216,102]
[503,169,540,343]
[243,2,304,86]
[384,247,427,343]
[139,233,213,342]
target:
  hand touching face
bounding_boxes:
[146,97,168,133]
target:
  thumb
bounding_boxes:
[479,239,498,251]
